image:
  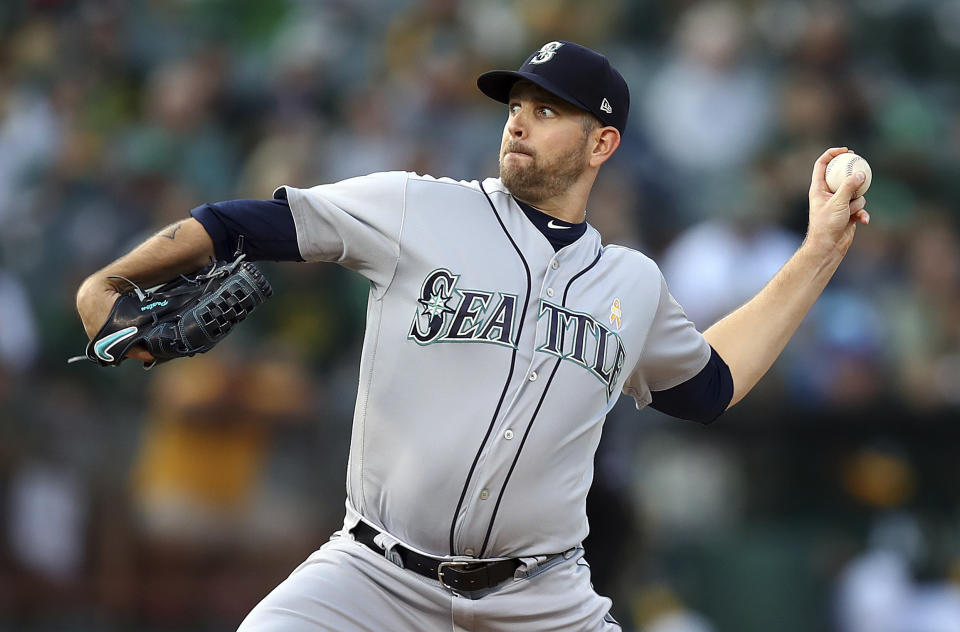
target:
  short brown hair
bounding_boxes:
[581,113,601,136]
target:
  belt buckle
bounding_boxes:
[437,560,476,592]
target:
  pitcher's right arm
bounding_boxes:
[76,218,215,361]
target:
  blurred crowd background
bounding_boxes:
[1,0,959,630]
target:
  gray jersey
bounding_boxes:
[277,171,710,560]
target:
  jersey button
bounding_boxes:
[529,371,538,381]
[465,548,475,556]
[546,288,555,297]
[504,429,514,440]
[480,488,489,500]
[551,260,559,270]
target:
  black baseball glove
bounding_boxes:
[70,254,272,368]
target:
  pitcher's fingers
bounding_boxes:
[126,346,155,363]
[850,195,867,213]
[810,147,850,193]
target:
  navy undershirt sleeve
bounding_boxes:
[649,346,733,424]
[190,197,303,262]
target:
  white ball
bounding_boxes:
[825,152,872,197]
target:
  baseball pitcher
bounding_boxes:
[75,41,870,631]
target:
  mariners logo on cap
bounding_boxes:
[529,41,564,64]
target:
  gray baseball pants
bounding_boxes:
[236,531,621,631]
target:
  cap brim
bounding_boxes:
[477,70,593,116]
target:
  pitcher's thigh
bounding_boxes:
[475,553,621,632]
[237,538,453,632]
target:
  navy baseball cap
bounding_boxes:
[478,41,630,135]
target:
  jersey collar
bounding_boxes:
[512,197,587,252]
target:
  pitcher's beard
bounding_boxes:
[499,141,589,205]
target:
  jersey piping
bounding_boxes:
[478,247,604,557]
[448,181,534,555]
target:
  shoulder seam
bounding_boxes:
[633,270,665,387]
[377,172,409,298]
[603,243,646,255]
[406,173,483,192]
[602,243,657,265]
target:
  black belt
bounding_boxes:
[350,521,522,593]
